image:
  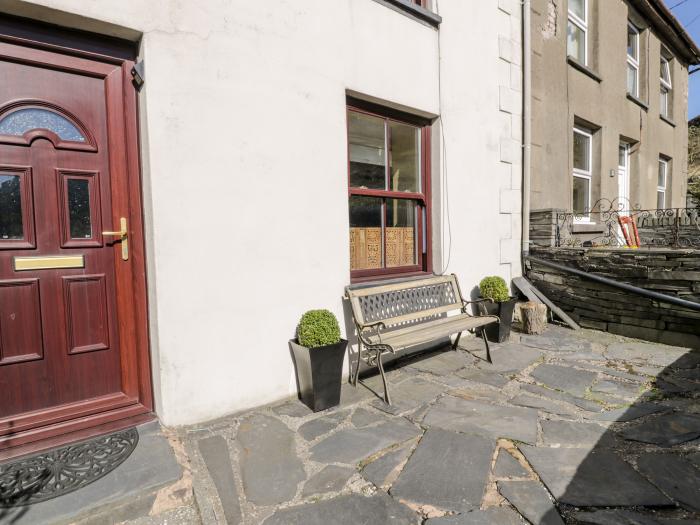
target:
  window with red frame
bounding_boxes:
[347,101,431,281]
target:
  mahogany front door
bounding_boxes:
[0,31,152,453]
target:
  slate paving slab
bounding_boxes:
[659,374,700,392]
[509,393,577,416]
[605,342,689,367]
[406,350,474,375]
[671,351,700,369]
[422,395,539,444]
[574,509,667,525]
[8,422,184,525]
[588,403,668,422]
[498,480,564,525]
[425,506,523,524]
[520,383,603,412]
[298,410,349,441]
[309,417,421,464]
[262,493,421,525]
[619,414,700,446]
[272,400,312,418]
[556,350,607,362]
[301,465,355,497]
[391,428,494,513]
[352,407,389,428]
[361,441,414,488]
[236,414,306,506]
[521,330,601,354]
[198,435,242,525]
[672,367,700,381]
[530,363,597,397]
[541,420,609,447]
[518,446,671,507]
[474,343,543,373]
[455,369,510,388]
[690,451,700,469]
[636,453,700,511]
[370,377,446,415]
[591,379,642,400]
[493,449,529,478]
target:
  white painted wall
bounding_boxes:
[6,0,522,426]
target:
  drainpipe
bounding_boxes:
[522,0,532,258]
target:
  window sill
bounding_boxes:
[626,93,649,111]
[567,57,602,83]
[660,114,676,127]
[370,0,442,28]
[350,271,433,285]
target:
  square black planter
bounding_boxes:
[290,339,347,412]
[479,298,517,343]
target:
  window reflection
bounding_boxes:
[0,174,23,240]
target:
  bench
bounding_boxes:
[345,274,500,405]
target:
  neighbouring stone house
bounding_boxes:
[688,115,700,207]
[0,0,524,457]
[529,0,700,247]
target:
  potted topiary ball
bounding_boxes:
[289,310,348,412]
[478,276,517,343]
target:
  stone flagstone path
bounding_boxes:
[163,326,699,525]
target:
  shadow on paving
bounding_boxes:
[524,344,700,525]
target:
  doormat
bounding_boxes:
[0,427,139,508]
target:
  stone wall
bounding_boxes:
[529,209,562,247]
[525,247,700,348]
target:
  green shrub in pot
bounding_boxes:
[479,276,510,303]
[297,310,341,348]
[478,276,516,343]
[290,309,347,412]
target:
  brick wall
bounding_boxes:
[525,247,700,348]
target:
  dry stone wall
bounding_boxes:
[525,247,700,348]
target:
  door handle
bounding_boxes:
[102,217,128,261]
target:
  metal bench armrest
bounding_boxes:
[358,321,387,347]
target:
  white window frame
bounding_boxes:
[627,22,640,97]
[657,158,668,209]
[660,55,672,118]
[568,0,588,65]
[573,126,593,222]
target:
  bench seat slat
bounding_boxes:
[366,313,497,351]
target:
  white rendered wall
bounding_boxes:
[6,0,522,426]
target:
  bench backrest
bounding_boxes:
[345,274,465,329]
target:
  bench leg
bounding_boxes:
[352,341,362,387]
[480,328,492,364]
[452,331,462,350]
[377,350,392,406]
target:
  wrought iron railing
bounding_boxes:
[555,199,700,248]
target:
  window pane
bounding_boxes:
[386,199,417,267]
[67,179,92,239]
[660,58,671,84]
[349,112,386,190]
[627,25,638,60]
[657,191,665,209]
[573,131,590,171]
[389,122,420,193]
[349,196,382,270]
[573,176,590,214]
[627,64,638,96]
[0,108,86,142]
[569,0,585,21]
[618,145,626,167]
[658,162,666,187]
[0,174,23,240]
[567,21,585,63]
[660,89,668,117]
